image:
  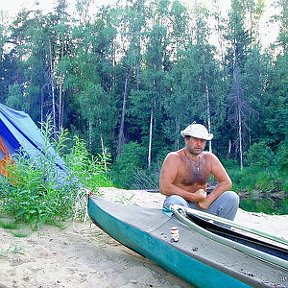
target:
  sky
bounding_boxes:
[1,0,230,16]
[1,0,55,15]
[0,0,116,16]
[0,0,279,47]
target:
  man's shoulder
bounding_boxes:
[201,151,218,159]
[166,151,181,157]
[201,151,221,164]
[165,150,183,161]
[202,151,213,156]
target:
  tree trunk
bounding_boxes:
[175,120,180,151]
[238,106,243,169]
[233,64,244,169]
[205,84,212,152]
[226,139,232,159]
[148,106,153,169]
[116,70,130,159]
[40,86,45,123]
[58,79,63,129]
[88,120,92,151]
[58,45,65,130]
[99,118,107,172]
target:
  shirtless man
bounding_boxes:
[159,122,239,220]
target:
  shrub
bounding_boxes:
[64,136,113,190]
[0,124,111,228]
[131,168,159,190]
[109,141,146,188]
[245,140,274,168]
[275,139,288,172]
[0,147,78,229]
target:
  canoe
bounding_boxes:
[87,193,288,288]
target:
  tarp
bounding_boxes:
[0,103,69,185]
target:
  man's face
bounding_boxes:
[186,136,206,155]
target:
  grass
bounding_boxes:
[0,216,32,238]
[0,218,19,230]
[0,244,23,257]
[114,193,135,204]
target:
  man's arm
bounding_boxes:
[159,153,206,202]
[197,153,232,209]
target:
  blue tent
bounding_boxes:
[0,103,69,185]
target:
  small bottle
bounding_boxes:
[171,226,179,242]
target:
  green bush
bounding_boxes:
[0,148,77,229]
[275,139,288,172]
[109,141,146,188]
[131,168,159,190]
[0,124,111,229]
[229,166,286,193]
[245,140,274,168]
[64,136,113,190]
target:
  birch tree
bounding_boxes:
[115,0,146,159]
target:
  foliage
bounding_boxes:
[245,140,274,168]
[109,142,146,188]
[0,149,76,229]
[130,168,160,190]
[229,166,286,193]
[64,135,113,191]
[275,139,288,172]
[0,123,111,229]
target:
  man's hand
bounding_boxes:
[197,190,216,210]
[197,199,211,210]
[193,189,207,202]
[195,188,217,209]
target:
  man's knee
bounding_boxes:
[163,195,188,210]
[218,191,239,220]
[224,191,239,207]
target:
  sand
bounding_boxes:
[0,187,287,288]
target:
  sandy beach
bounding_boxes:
[0,187,287,288]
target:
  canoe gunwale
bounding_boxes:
[171,205,288,271]
[177,205,288,246]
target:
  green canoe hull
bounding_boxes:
[88,195,287,288]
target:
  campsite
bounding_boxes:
[1,0,288,287]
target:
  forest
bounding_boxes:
[0,0,287,193]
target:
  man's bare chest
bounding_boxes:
[179,160,210,186]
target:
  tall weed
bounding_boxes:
[0,122,111,229]
[64,136,113,191]
[0,147,77,229]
